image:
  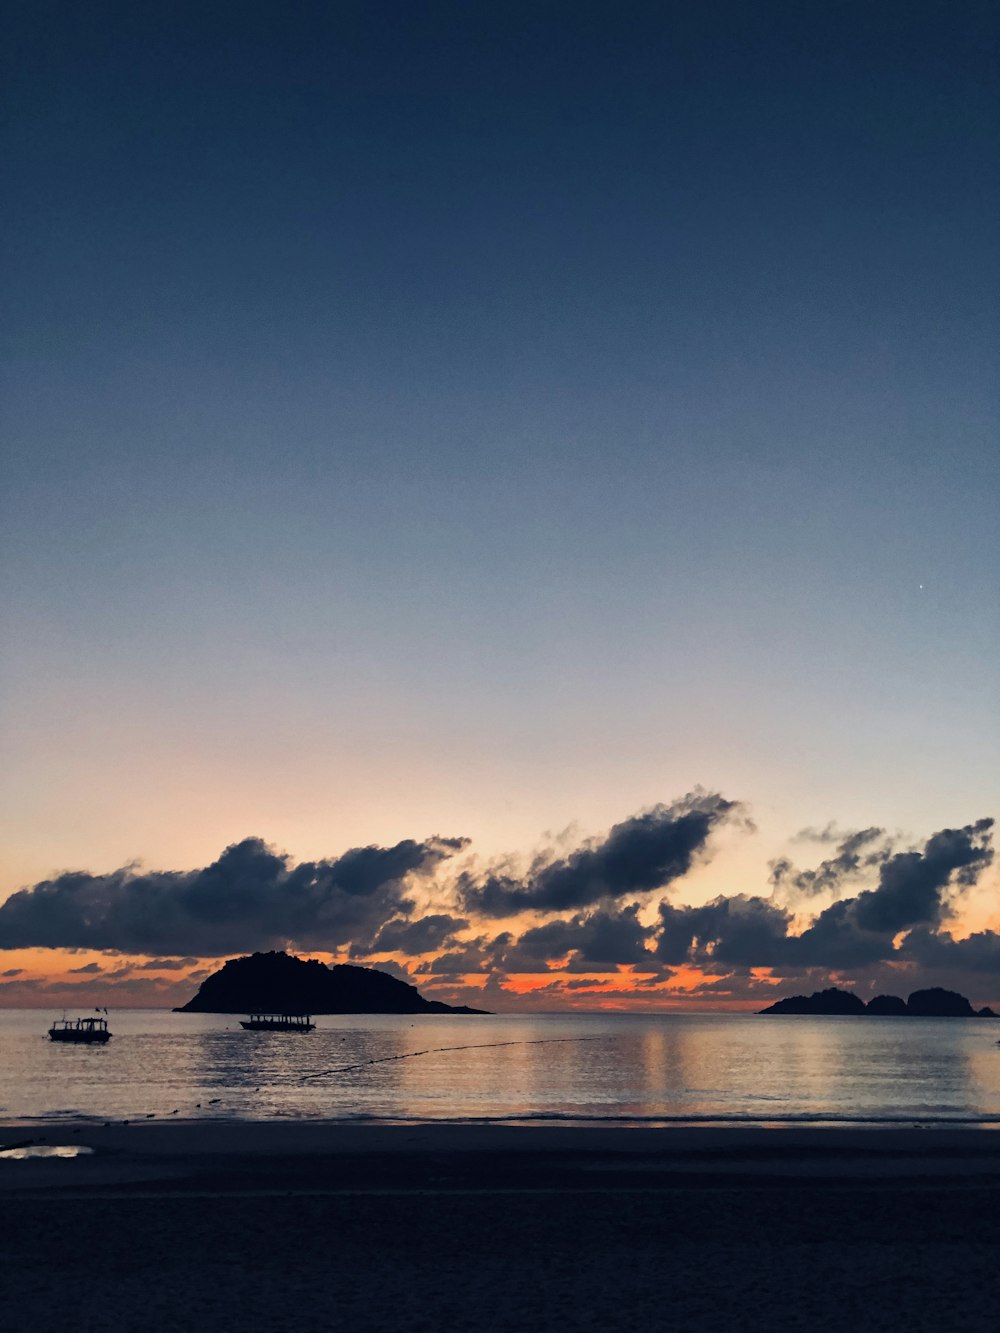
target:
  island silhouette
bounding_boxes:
[174,950,489,1015]
[759,986,997,1017]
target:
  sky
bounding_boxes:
[1,1,997,1010]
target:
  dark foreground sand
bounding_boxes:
[2,1123,999,1332]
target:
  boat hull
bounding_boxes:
[239,1020,315,1032]
[48,1029,111,1043]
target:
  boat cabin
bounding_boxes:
[239,1013,315,1032]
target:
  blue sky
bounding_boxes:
[1,2,996,995]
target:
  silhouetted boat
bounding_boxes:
[239,1013,315,1032]
[48,1016,112,1044]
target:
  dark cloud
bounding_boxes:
[460,792,745,918]
[656,895,793,967]
[512,905,654,970]
[0,835,468,955]
[769,827,889,899]
[353,913,470,958]
[770,822,993,970]
[3,809,994,1008]
[632,968,675,986]
[136,957,200,970]
[0,973,190,1003]
[792,822,856,844]
[2,967,24,977]
[418,941,495,975]
[900,925,1000,975]
[654,819,995,974]
[851,820,994,933]
[788,899,895,968]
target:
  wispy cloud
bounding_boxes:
[769,826,892,900]
[459,791,747,917]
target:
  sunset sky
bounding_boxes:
[2,1,997,1010]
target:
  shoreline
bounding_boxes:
[3,1119,1000,1195]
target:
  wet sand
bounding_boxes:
[2,1123,999,1330]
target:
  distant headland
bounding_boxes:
[174,950,489,1015]
[759,986,997,1017]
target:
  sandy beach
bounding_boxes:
[2,1122,999,1331]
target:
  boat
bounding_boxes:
[48,1016,112,1043]
[239,1013,315,1032]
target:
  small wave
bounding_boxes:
[22,1109,91,1121]
[324,1110,1000,1128]
[0,1145,94,1161]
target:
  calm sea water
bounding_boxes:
[3,1009,1000,1127]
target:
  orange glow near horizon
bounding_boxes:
[0,948,765,1010]
[3,897,1000,1014]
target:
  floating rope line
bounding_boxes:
[300,1034,608,1082]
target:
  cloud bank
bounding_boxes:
[0,835,467,955]
[1,803,996,1008]
[655,819,995,973]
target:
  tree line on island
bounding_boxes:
[174,950,489,1015]
[760,986,997,1017]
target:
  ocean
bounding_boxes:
[3,1008,1000,1127]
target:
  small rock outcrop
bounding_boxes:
[760,984,996,1017]
[905,987,975,1018]
[758,987,866,1015]
[174,950,488,1015]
